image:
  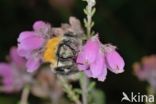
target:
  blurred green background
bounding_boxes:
[0,0,156,104]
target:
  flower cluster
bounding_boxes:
[17,21,52,72]
[77,35,125,81]
[0,47,63,101]
[17,17,83,73]
[0,47,32,93]
[17,17,125,81]
[0,0,126,103]
[133,55,156,89]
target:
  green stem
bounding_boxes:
[83,0,96,38]
[86,10,92,38]
[80,0,96,104]
[58,75,81,104]
[80,73,89,104]
[19,85,30,104]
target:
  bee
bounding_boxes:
[50,32,82,75]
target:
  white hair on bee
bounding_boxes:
[48,17,84,75]
[51,31,83,75]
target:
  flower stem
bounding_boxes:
[19,85,30,104]
[80,73,89,104]
[83,0,96,38]
[58,75,81,104]
[80,0,96,104]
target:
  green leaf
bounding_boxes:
[91,22,95,27]
[90,89,106,104]
[83,9,88,15]
[74,89,82,94]
[83,18,88,27]
[0,94,18,104]
[91,8,96,16]
[88,82,96,92]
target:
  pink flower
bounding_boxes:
[17,21,52,72]
[77,35,107,81]
[18,32,44,51]
[90,51,107,81]
[0,63,14,93]
[133,55,156,89]
[0,47,32,93]
[103,44,125,74]
[33,21,47,31]
[76,35,125,81]
[10,47,26,69]
[77,35,100,70]
[82,35,100,64]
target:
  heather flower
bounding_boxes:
[10,47,26,69]
[90,51,107,81]
[77,35,107,81]
[103,44,125,74]
[77,35,100,67]
[76,35,125,81]
[17,21,52,72]
[0,47,32,93]
[1,47,64,102]
[0,63,14,92]
[133,55,156,89]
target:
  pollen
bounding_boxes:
[43,36,61,64]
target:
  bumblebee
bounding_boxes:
[43,32,82,75]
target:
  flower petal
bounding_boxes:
[76,52,89,71]
[26,58,40,72]
[97,67,107,81]
[90,52,107,78]
[18,31,36,42]
[81,35,100,64]
[0,63,13,77]
[10,47,26,67]
[0,63,14,92]
[106,51,125,74]
[17,47,31,58]
[33,21,46,31]
[19,35,44,51]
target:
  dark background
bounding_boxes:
[0,0,156,104]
